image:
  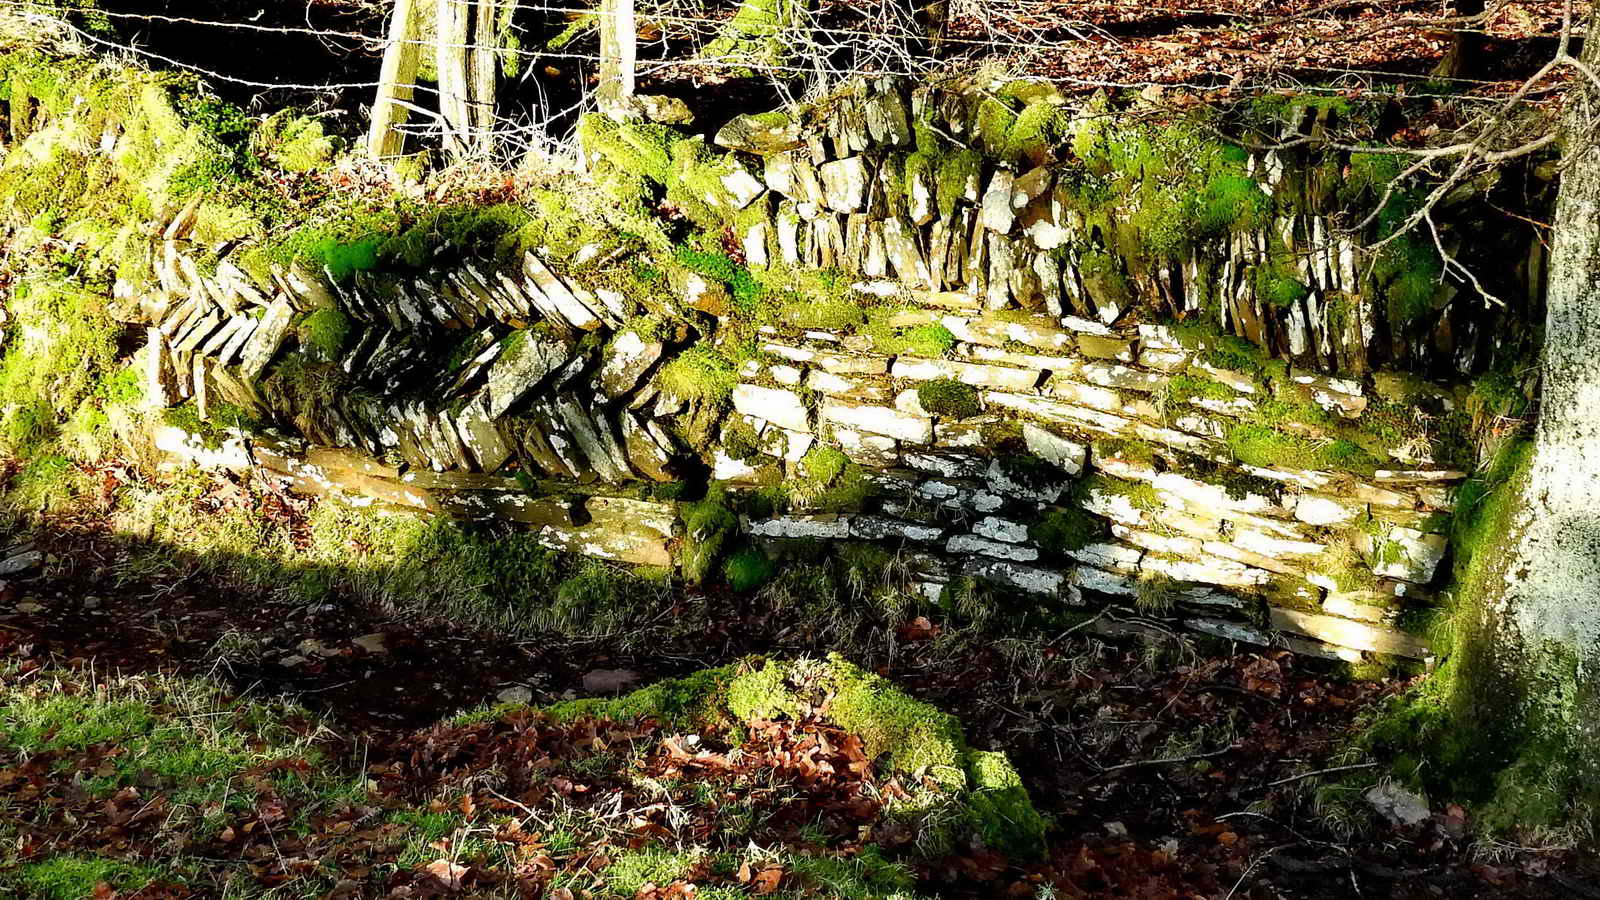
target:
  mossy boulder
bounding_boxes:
[540,654,1047,858]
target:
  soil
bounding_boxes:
[5,494,1600,899]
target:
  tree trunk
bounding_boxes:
[468,0,500,156]
[1432,0,1486,79]
[436,0,474,159]
[1502,11,1600,683]
[596,0,638,122]
[1467,1,1600,816]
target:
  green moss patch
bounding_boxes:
[546,654,1046,857]
[915,378,981,418]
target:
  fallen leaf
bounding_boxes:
[425,859,469,891]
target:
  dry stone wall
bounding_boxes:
[112,75,1530,667]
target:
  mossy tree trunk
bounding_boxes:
[700,0,815,70]
[1463,0,1600,823]
[596,0,638,122]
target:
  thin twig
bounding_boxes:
[1266,761,1378,787]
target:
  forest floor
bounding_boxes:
[1,467,1598,899]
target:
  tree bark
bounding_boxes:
[596,0,638,122]
[367,0,425,160]
[1501,9,1600,656]
[436,0,474,159]
[468,0,500,155]
[1487,0,1600,783]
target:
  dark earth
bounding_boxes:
[3,466,1598,898]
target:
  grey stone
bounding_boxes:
[864,81,913,147]
[1185,617,1272,645]
[455,395,514,473]
[1022,423,1087,475]
[523,253,602,331]
[985,458,1069,503]
[966,558,1067,597]
[1365,782,1430,827]
[238,297,296,380]
[484,333,570,418]
[746,514,852,540]
[947,534,1039,562]
[973,516,1030,544]
[497,686,534,705]
[620,412,675,483]
[819,156,869,213]
[535,497,674,567]
[979,170,1017,233]
[638,94,694,124]
[599,331,664,398]
[882,218,931,288]
[0,550,43,576]
[715,112,804,153]
[849,515,944,542]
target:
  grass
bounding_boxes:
[0,651,970,898]
[12,857,165,900]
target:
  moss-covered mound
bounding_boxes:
[539,654,1048,858]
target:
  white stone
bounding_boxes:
[818,156,869,212]
[850,516,944,542]
[1295,494,1361,526]
[733,384,811,433]
[948,533,1040,561]
[770,364,803,386]
[720,168,766,209]
[1081,488,1144,526]
[1373,527,1449,584]
[1136,323,1182,351]
[1232,529,1327,560]
[1067,542,1142,572]
[1022,423,1087,475]
[890,357,1040,391]
[820,400,933,443]
[712,451,760,481]
[974,517,1030,543]
[1365,783,1430,827]
[1060,315,1112,336]
[966,558,1067,597]
[1112,526,1202,559]
[979,170,1017,233]
[895,389,929,417]
[746,514,852,539]
[832,427,900,465]
[1071,565,1137,597]
[1142,555,1273,590]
